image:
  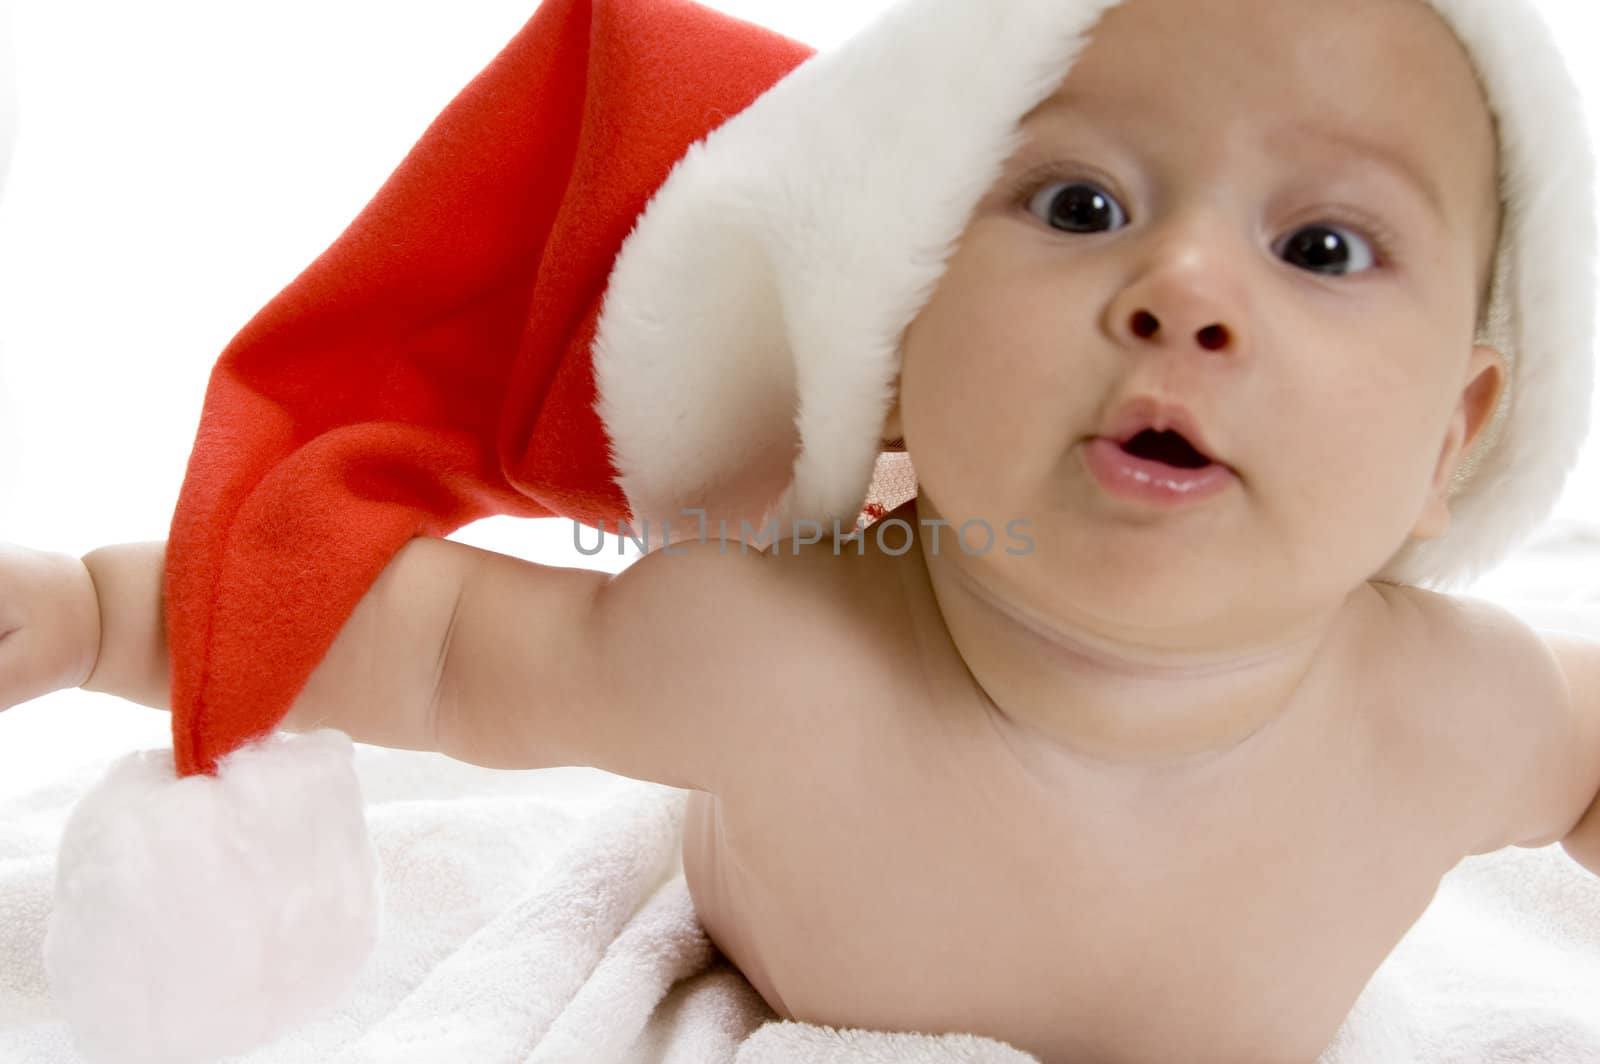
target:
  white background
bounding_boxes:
[0,0,1598,795]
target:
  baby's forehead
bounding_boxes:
[1038,0,1490,146]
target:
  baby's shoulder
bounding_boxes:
[629,513,933,768]
[631,522,910,672]
[1354,581,1574,855]
[1363,581,1556,682]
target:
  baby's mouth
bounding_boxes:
[1118,429,1216,470]
[1083,433,1236,506]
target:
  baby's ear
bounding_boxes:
[1410,344,1506,540]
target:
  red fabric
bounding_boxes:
[163,0,814,777]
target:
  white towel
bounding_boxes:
[2,738,1599,1064]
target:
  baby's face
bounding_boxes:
[896,0,1505,644]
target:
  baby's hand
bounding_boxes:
[0,543,101,712]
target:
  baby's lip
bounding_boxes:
[1096,397,1229,470]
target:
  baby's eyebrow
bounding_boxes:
[1264,121,1449,225]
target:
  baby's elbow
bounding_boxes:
[1560,792,1600,876]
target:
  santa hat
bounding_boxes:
[44,0,1595,1061]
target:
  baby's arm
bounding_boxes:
[330,533,830,795]
[80,542,172,709]
[429,534,829,794]
[1376,584,1600,873]
[0,538,463,743]
[0,543,108,710]
[9,533,817,797]
[1539,632,1600,873]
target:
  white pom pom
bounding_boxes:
[44,729,381,1064]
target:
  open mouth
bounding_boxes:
[1118,429,1214,469]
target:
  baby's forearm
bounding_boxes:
[76,539,462,755]
[80,542,170,710]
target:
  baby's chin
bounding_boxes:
[918,480,1378,626]
[958,532,1351,653]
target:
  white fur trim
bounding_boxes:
[593,0,1120,549]
[44,730,380,1064]
[1381,0,1597,588]
[594,0,1594,585]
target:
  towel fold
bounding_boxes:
[3,740,1599,1063]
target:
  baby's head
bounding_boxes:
[883,0,1515,636]
[589,0,1591,609]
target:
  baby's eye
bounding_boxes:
[1026,180,1127,234]
[1275,224,1377,277]
[1024,178,1385,279]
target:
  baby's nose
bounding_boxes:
[1129,309,1233,352]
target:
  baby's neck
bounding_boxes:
[924,544,1354,774]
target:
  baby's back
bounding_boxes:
[682,504,1560,1064]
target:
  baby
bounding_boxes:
[5,0,1600,1061]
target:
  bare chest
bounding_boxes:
[681,678,1468,1064]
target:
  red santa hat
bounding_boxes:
[43,0,1595,1061]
